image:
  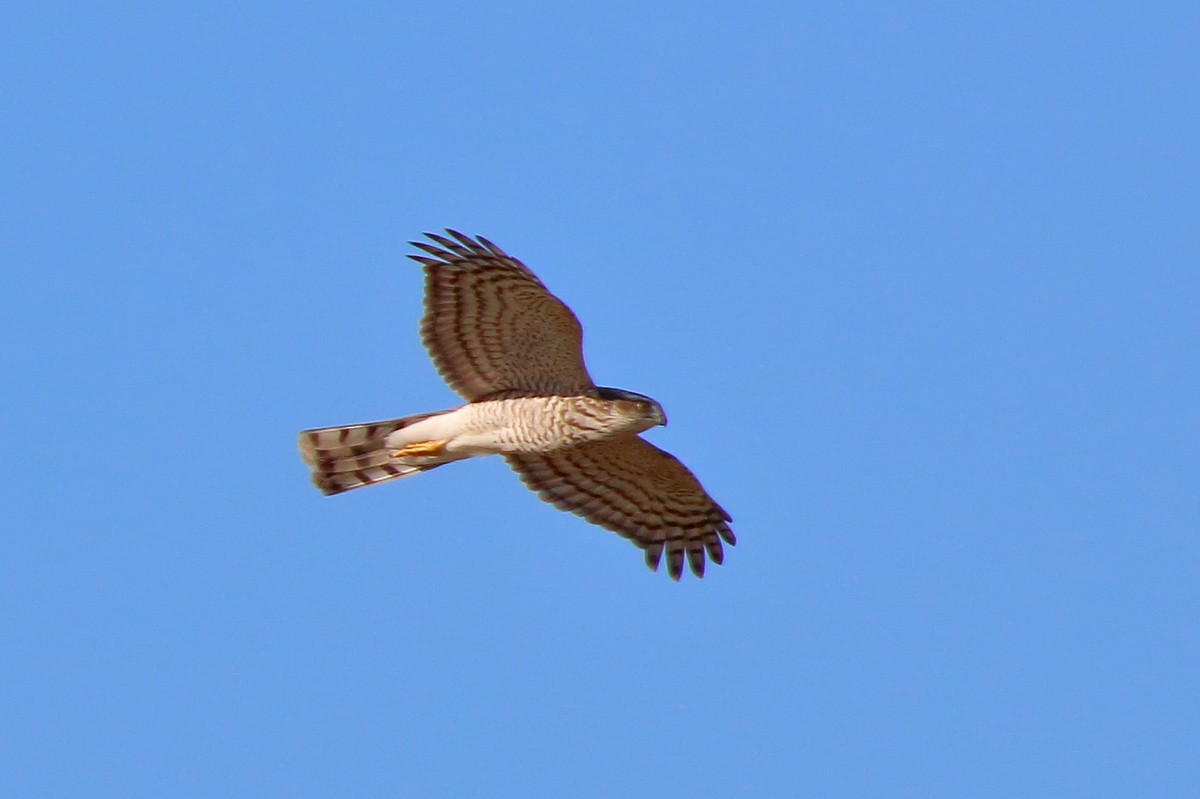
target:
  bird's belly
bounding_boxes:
[449,397,614,455]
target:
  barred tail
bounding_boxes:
[298,411,451,496]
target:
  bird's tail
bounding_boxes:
[298,410,453,496]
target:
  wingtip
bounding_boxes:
[424,231,460,250]
[644,544,663,573]
[666,550,685,581]
[706,538,725,566]
[408,240,450,264]
[476,234,505,255]
[445,228,476,247]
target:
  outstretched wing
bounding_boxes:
[505,435,735,580]
[408,230,595,401]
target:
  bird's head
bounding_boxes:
[596,387,667,432]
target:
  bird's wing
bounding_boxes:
[409,230,595,401]
[505,435,735,579]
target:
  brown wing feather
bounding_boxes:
[505,436,735,580]
[408,230,595,401]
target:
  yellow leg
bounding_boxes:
[389,439,447,459]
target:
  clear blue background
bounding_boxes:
[3,2,1197,796]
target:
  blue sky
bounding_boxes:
[3,2,1198,796]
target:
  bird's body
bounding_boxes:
[392,392,663,456]
[299,230,734,579]
[301,391,660,488]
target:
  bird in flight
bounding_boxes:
[299,230,734,579]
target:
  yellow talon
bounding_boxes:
[389,439,447,459]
